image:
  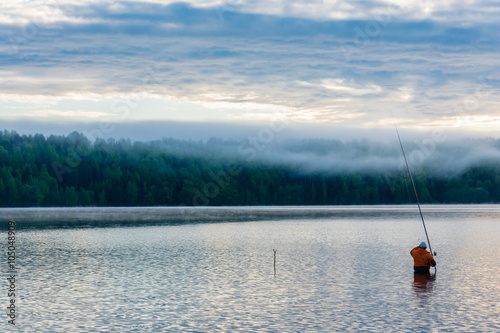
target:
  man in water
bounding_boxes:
[410,242,436,274]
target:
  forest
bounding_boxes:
[1,130,500,207]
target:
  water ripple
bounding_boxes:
[2,209,500,332]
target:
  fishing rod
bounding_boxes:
[393,120,436,257]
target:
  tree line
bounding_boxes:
[0,130,499,207]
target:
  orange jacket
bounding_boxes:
[410,246,436,267]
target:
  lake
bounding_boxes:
[1,205,499,332]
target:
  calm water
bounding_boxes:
[2,205,499,332]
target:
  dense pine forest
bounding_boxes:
[0,130,500,207]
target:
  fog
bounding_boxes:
[146,135,500,177]
[3,119,500,177]
[1,119,401,142]
[1,205,484,228]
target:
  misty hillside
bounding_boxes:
[1,130,500,207]
[144,134,500,175]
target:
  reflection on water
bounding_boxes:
[413,272,436,293]
[1,205,500,332]
[413,272,436,304]
[412,272,438,333]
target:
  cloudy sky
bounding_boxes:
[1,0,499,141]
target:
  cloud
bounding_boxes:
[0,1,498,135]
[310,79,383,96]
[12,109,112,118]
[3,1,500,24]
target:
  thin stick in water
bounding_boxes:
[273,249,277,277]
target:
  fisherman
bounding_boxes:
[410,242,436,274]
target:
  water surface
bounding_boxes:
[2,205,499,332]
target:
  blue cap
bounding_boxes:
[419,242,427,248]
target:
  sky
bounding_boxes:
[0,0,499,141]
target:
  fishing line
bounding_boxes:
[392,117,435,257]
